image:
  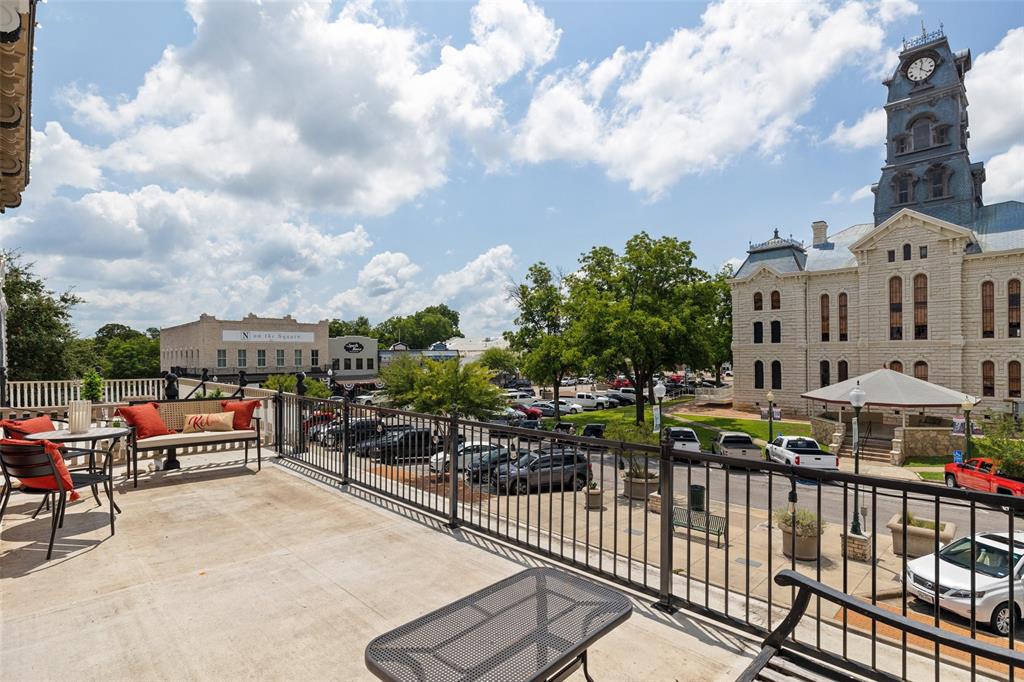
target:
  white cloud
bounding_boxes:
[828,108,886,150]
[513,0,899,197]
[877,0,918,24]
[966,27,1024,160]
[850,184,874,202]
[984,145,1024,204]
[720,257,744,274]
[26,122,103,199]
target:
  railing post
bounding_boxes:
[447,408,459,528]
[341,398,350,484]
[655,428,677,613]
[275,387,284,456]
[295,372,306,455]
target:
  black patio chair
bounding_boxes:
[0,441,118,560]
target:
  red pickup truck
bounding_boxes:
[944,457,1024,497]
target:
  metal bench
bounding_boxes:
[671,506,726,547]
[736,569,1024,681]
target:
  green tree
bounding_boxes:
[2,251,84,379]
[80,369,105,401]
[980,413,1024,478]
[93,323,144,353]
[378,354,423,407]
[145,327,160,340]
[329,316,372,337]
[372,304,463,348]
[262,373,331,398]
[476,347,519,381]
[570,232,709,424]
[505,263,578,421]
[104,335,160,378]
[699,266,733,386]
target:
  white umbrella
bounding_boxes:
[801,368,977,408]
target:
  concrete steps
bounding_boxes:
[837,437,892,463]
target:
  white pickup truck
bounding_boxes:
[573,392,612,410]
[765,436,838,471]
[710,432,762,463]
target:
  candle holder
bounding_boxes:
[68,400,92,434]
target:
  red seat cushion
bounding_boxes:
[220,400,260,430]
[0,415,57,440]
[116,403,173,440]
[2,438,79,501]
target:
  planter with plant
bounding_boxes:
[621,451,660,500]
[80,370,104,402]
[886,512,956,558]
[585,481,603,510]
[774,508,826,561]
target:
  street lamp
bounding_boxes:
[961,395,974,460]
[766,390,776,442]
[653,380,667,434]
[848,381,867,536]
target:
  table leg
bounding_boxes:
[102,438,122,515]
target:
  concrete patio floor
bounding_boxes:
[1,450,761,681]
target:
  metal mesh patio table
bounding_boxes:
[364,567,632,682]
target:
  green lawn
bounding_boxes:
[551,398,718,450]
[671,413,812,442]
[916,471,946,482]
[901,455,952,467]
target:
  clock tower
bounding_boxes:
[873,27,985,227]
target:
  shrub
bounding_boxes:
[80,369,104,402]
[897,512,945,532]
[773,508,826,537]
[980,413,1024,479]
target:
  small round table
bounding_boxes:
[26,427,130,513]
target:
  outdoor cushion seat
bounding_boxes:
[135,429,258,449]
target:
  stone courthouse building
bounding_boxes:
[731,29,1022,416]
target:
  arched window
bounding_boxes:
[981,281,995,338]
[838,292,848,341]
[819,360,830,388]
[754,361,764,390]
[911,118,932,150]
[914,361,928,381]
[1009,279,1021,338]
[770,320,781,344]
[753,292,763,311]
[770,290,781,310]
[903,243,912,261]
[894,173,913,205]
[1010,361,1022,399]
[889,360,904,373]
[982,361,995,397]
[925,165,950,200]
[753,322,763,344]
[838,360,849,382]
[889,277,903,340]
[820,294,830,342]
[770,361,782,390]
[913,274,928,340]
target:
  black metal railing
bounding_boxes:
[273,394,1024,681]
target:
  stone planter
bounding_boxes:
[780,529,820,561]
[647,492,662,514]
[585,489,604,510]
[622,476,660,500]
[887,514,956,558]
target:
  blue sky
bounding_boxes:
[5,0,1023,336]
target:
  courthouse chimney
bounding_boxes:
[812,220,829,246]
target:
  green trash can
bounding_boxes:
[689,484,706,512]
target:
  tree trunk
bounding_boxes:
[633,368,646,425]
[715,362,723,387]
[553,375,561,422]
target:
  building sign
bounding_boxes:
[344,341,364,353]
[222,330,315,343]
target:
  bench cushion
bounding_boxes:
[136,429,258,449]
[118,403,174,440]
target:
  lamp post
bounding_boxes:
[766,390,776,443]
[848,381,867,536]
[961,396,974,460]
[653,380,667,434]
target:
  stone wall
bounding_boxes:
[897,426,956,459]
[810,416,843,448]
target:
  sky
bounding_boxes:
[3,0,1023,338]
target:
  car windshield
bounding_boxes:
[939,537,1021,578]
[516,453,537,468]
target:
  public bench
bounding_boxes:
[125,399,262,487]
[672,506,726,547]
[735,569,1024,681]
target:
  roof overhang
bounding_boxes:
[0,0,36,213]
[849,208,975,252]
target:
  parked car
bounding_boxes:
[944,458,1024,496]
[516,419,546,443]
[505,390,536,406]
[531,400,583,416]
[490,450,592,494]
[357,428,457,463]
[486,418,523,440]
[560,377,577,387]
[765,436,838,471]
[573,392,612,410]
[666,427,701,453]
[464,446,519,483]
[353,391,387,406]
[511,403,543,419]
[577,375,594,385]
[430,442,512,474]
[605,390,635,405]
[710,432,762,463]
[905,532,1024,636]
[610,377,633,389]
[315,417,383,448]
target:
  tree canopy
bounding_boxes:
[476,346,519,378]
[329,315,372,338]
[330,305,462,349]
[379,356,504,418]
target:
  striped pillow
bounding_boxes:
[182,411,235,433]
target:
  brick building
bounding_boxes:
[730,30,1022,416]
[160,313,329,377]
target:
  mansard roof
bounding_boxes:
[972,201,1024,253]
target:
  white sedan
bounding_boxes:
[531,400,583,416]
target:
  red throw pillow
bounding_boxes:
[0,415,56,440]
[116,403,173,440]
[3,439,79,501]
[220,400,259,430]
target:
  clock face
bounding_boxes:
[906,57,936,82]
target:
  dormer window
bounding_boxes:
[894,173,914,205]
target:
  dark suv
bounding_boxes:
[490,450,592,495]
[319,418,383,448]
[356,428,441,463]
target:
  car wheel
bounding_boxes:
[991,602,1016,636]
[945,474,958,488]
[516,479,529,495]
[575,476,587,491]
